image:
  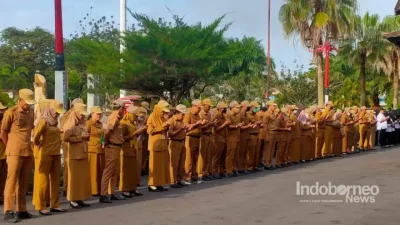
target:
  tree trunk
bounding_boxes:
[315,53,324,106]
[360,53,366,107]
[394,55,399,109]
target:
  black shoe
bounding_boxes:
[141,170,148,176]
[235,171,242,176]
[26,192,33,196]
[254,168,263,172]
[157,186,168,191]
[148,186,162,192]
[170,184,182,188]
[16,211,33,219]
[276,165,284,169]
[39,210,52,216]
[50,208,68,213]
[63,190,67,197]
[92,194,100,197]
[111,194,126,200]
[77,200,90,207]
[200,176,211,181]
[70,202,82,209]
[207,175,215,180]
[122,192,133,198]
[220,173,227,178]
[4,211,18,223]
[264,166,274,170]
[0,200,3,205]
[178,181,189,187]
[130,190,143,196]
[227,173,237,178]
[99,195,112,203]
[213,175,222,179]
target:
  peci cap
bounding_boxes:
[229,101,240,108]
[0,102,7,110]
[192,99,202,107]
[240,101,250,108]
[175,104,188,114]
[71,98,83,106]
[49,99,66,114]
[202,98,213,106]
[19,89,36,105]
[250,101,260,108]
[90,106,103,114]
[74,103,89,116]
[141,101,150,111]
[216,102,228,109]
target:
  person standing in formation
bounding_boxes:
[211,102,230,179]
[2,89,36,223]
[225,101,242,177]
[246,101,262,172]
[198,99,214,181]
[0,102,7,206]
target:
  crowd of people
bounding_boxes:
[0,88,396,223]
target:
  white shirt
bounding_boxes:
[377,113,387,130]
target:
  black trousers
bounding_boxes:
[378,129,387,146]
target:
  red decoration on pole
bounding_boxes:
[55,0,64,54]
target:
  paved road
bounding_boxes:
[5,147,400,225]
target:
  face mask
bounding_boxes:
[293,110,298,114]
[138,116,143,122]
[253,108,260,113]
[246,107,251,112]
[222,109,227,114]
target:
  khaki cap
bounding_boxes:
[216,102,228,109]
[90,106,103,114]
[176,104,188,113]
[74,103,89,116]
[351,106,358,110]
[361,106,367,110]
[317,105,324,109]
[49,99,66,114]
[240,101,250,107]
[113,99,125,108]
[19,89,36,105]
[127,105,138,114]
[326,101,334,106]
[288,105,298,110]
[136,107,148,116]
[192,99,202,106]
[158,100,169,108]
[202,98,213,106]
[0,102,7,110]
[141,101,150,110]
[267,101,278,106]
[38,99,50,111]
[281,107,289,116]
[336,109,342,114]
[250,101,260,108]
[344,107,350,112]
[71,98,83,106]
[229,101,240,108]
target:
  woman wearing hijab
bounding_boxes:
[62,103,92,208]
[86,106,105,196]
[33,100,67,215]
[147,100,171,192]
[119,105,146,197]
[32,99,51,210]
[332,110,344,156]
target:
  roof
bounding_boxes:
[396,0,400,15]
[383,31,400,47]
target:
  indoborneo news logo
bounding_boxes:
[296,182,379,203]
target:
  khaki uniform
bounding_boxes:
[358,112,370,150]
[332,121,343,156]
[198,110,213,178]
[369,114,377,149]
[212,112,227,175]
[341,113,354,153]
[183,112,201,180]
[119,123,138,192]
[290,114,301,163]
[263,110,278,167]
[0,120,7,203]
[322,109,334,156]
[276,116,288,166]
[32,119,62,210]
[299,122,313,161]
[315,111,325,158]
[246,112,260,170]
[168,117,186,184]
[256,111,265,168]
[101,112,123,196]
[2,105,34,213]
[225,112,241,175]
[86,119,105,195]
[60,110,71,192]
[237,111,250,171]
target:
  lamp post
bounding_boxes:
[305,33,345,105]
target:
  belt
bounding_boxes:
[171,139,185,143]
[202,132,212,136]
[108,142,122,147]
[250,133,259,136]
[188,135,200,139]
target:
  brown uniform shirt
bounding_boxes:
[86,119,105,154]
[33,119,61,156]
[1,105,34,156]
[168,117,186,140]
[121,123,137,157]
[0,120,5,159]
[315,111,326,130]
[240,111,250,139]
[247,112,259,134]
[226,112,241,142]
[264,110,278,132]
[183,111,201,137]
[63,125,88,160]
[213,112,227,143]
[106,112,124,145]
[199,110,212,135]
[290,113,301,138]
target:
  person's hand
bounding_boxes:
[162,122,170,129]
[225,120,231,125]
[82,133,90,140]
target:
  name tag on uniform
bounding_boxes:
[161,135,166,140]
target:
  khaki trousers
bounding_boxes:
[246,135,259,170]
[212,141,226,175]
[0,159,7,202]
[264,132,278,167]
[185,136,200,180]
[169,140,186,183]
[62,142,68,191]
[35,155,61,210]
[4,156,33,213]
[101,145,121,196]
[225,140,238,175]
[322,126,333,156]
[198,135,212,177]
[315,129,325,158]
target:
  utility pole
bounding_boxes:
[119,0,127,98]
[265,0,271,101]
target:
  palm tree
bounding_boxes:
[0,64,29,97]
[279,0,358,105]
[345,13,388,106]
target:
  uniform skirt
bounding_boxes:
[88,153,105,195]
[67,158,92,201]
[119,156,138,191]
[148,150,171,186]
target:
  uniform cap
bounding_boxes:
[326,101,334,106]
[141,101,150,110]
[157,100,170,112]
[38,99,51,111]
[351,106,359,110]
[202,98,213,106]
[288,105,298,110]
[274,108,281,114]
[240,101,250,107]
[127,105,139,114]
[0,102,7,110]
[136,107,148,116]
[281,107,289,115]
[317,105,324,109]
[49,100,66,114]
[229,101,240,108]
[71,98,84,106]
[74,103,89,116]
[90,106,102,114]
[336,109,342,114]
[361,106,367,110]
[113,99,125,108]
[267,101,278,106]
[19,89,36,105]
[344,107,350,112]
[250,101,260,108]
[175,104,188,113]
[192,99,202,106]
[216,102,228,109]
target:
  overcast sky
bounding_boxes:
[0,0,395,71]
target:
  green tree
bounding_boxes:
[279,0,358,105]
[0,64,29,97]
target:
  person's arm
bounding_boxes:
[1,110,13,146]
[217,120,231,131]
[33,120,46,146]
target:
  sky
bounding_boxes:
[0,0,395,71]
